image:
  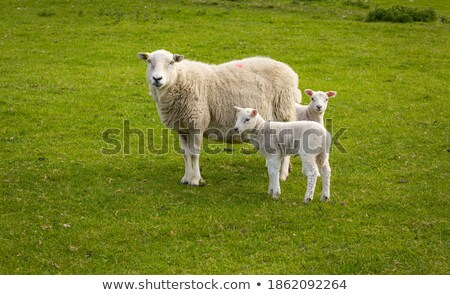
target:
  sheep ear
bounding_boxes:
[234,106,243,112]
[137,52,149,61]
[304,89,314,97]
[326,91,337,98]
[251,109,258,117]
[173,54,184,62]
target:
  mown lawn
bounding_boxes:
[0,0,449,274]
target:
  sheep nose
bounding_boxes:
[153,76,163,81]
[234,127,239,132]
[316,105,322,110]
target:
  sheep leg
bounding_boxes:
[188,129,205,186]
[179,134,194,185]
[266,156,281,199]
[301,156,319,203]
[280,155,291,181]
[319,161,331,202]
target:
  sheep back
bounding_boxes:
[154,57,300,139]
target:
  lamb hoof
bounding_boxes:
[288,163,293,173]
[272,190,281,200]
[189,178,206,187]
[303,198,312,204]
[321,196,330,202]
[267,188,273,195]
[280,174,288,182]
[180,174,193,185]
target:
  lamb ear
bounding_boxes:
[234,106,243,112]
[251,109,258,117]
[304,89,314,97]
[137,52,150,61]
[326,91,337,98]
[173,54,184,62]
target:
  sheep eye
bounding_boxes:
[244,118,250,123]
[147,60,152,65]
[169,60,175,65]
[311,98,314,101]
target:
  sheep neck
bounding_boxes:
[307,104,324,125]
[254,115,267,132]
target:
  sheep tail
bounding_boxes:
[272,87,300,122]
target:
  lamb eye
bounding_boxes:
[147,60,152,65]
[169,60,175,65]
[244,118,250,123]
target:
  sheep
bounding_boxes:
[234,106,331,203]
[295,89,337,125]
[137,49,301,186]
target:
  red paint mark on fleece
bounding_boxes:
[235,62,244,69]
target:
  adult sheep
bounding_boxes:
[137,49,301,186]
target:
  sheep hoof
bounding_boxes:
[288,163,293,173]
[321,196,330,202]
[189,178,206,187]
[303,198,312,204]
[180,174,194,185]
[189,181,199,186]
[189,180,202,186]
[272,190,281,200]
[279,174,288,182]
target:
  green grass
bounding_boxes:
[1,0,449,274]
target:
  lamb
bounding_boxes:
[295,89,337,125]
[234,106,331,203]
[137,49,301,186]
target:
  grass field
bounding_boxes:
[1,0,449,274]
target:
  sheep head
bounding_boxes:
[137,50,184,89]
[304,89,337,114]
[234,106,259,133]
